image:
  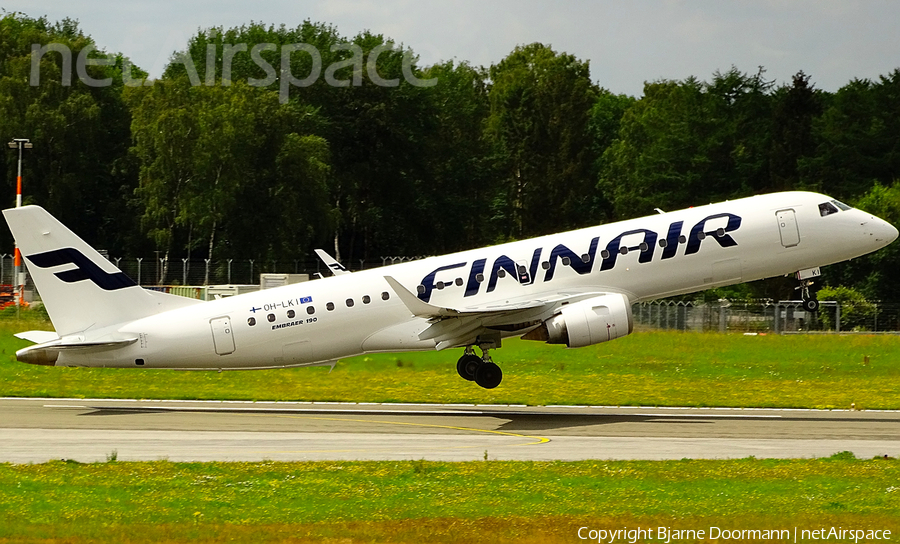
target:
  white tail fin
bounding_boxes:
[3,206,200,336]
[314,249,351,276]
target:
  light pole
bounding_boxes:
[7,138,32,307]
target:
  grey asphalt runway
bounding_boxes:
[2,397,899,463]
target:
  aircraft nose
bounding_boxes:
[869,216,898,246]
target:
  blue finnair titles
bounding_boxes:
[416,212,742,303]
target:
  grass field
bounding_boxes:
[1,314,898,408]
[1,454,898,543]
[3,313,899,543]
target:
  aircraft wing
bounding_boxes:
[314,249,351,276]
[383,276,619,349]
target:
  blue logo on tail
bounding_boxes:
[26,248,136,291]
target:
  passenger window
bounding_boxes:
[455,278,463,286]
[362,295,371,304]
[581,254,590,263]
[561,257,571,266]
[326,302,335,311]
[287,310,295,319]
[498,269,507,278]
[307,306,315,315]
[541,261,550,270]
[248,317,256,326]
[679,235,687,244]
[476,273,485,282]
[600,250,610,259]
[819,202,839,216]
[267,313,276,322]
[381,291,390,301]
[658,239,667,248]
[346,298,354,308]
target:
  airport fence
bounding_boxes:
[632,299,900,333]
[0,254,427,290]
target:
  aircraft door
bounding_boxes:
[776,209,800,248]
[210,316,235,355]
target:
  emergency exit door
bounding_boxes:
[776,209,800,248]
[210,316,235,355]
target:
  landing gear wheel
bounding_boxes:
[474,362,503,389]
[803,298,819,312]
[456,354,482,381]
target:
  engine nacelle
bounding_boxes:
[522,294,633,348]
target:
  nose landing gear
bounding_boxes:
[796,268,821,312]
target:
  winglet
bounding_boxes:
[384,276,460,318]
[314,249,350,276]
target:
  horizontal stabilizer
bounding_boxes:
[15,330,60,344]
[16,336,138,366]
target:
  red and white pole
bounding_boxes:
[7,139,30,309]
[14,142,23,307]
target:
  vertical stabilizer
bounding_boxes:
[3,206,199,335]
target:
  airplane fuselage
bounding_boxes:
[52,191,895,370]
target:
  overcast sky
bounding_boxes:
[5,0,899,96]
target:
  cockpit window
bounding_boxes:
[831,199,852,211]
[819,202,839,217]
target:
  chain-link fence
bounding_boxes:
[0,254,427,307]
[0,254,428,289]
[633,300,900,333]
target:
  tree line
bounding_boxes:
[1,12,899,299]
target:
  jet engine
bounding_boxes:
[522,293,633,348]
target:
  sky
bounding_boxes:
[3,0,899,96]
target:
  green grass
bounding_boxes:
[1,315,899,408]
[1,454,898,543]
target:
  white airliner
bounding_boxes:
[5,191,897,389]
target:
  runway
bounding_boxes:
[2,397,899,463]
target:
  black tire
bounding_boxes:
[475,362,503,389]
[456,354,481,381]
[803,298,819,312]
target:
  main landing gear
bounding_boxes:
[456,345,503,389]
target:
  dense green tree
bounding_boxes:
[599,77,710,218]
[166,23,442,262]
[804,70,900,200]
[599,68,774,219]
[0,11,136,253]
[770,71,823,192]
[4,10,900,301]
[129,79,331,280]
[485,43,599,239]
[414,60,493,251]
[587,89,637,221]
